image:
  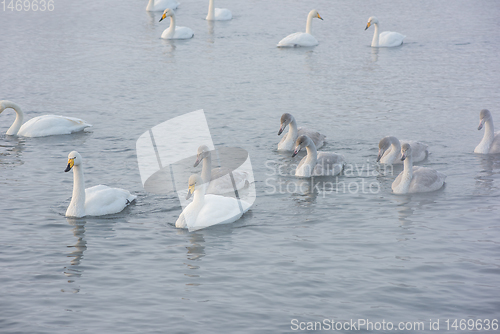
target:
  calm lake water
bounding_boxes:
[1,0,499,333]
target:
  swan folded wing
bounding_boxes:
[207,167,249,194]
[84,185,136,216]
[188,195,248,231]
[409,167,446,193]
[489,132,500,153]
[18,115,92,137]
[278,32,318,47]
[379,31,405,47]
[313,152,345,176]
[298,127,325,149]
[173,26,194,39]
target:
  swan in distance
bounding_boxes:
[175,174,251,231]
[206,0,232,21]
[365,16,405,47]
[392,144,446,194]
[377,136,428,164]
[278,113,325,151]
[292,135,345,177]
[277,9,323,47]
[65,151,136,217]
[146,0,179,11]
[474,109,500,154]
[194,145,250,194]
[159,8,194,39]
[0,100,91,137]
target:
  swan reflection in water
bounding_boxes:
[63,218,88,293]
[474,154,500,195]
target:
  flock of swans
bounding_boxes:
[0,2,497,230]
[1,98,497,230]
[146,0,404,48]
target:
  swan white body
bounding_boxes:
[65,151,136,218]
[293,135,345,177]
[195,145,249,194]
[146,0,179,11]
[160,9,193,39]
[392,144,446,194]
[206,0,232,21]
[475,109,500,154]
[377,136,428,164]
[278,113,325,151]
[365,16,405,47]
[278,9,323,47]
[0,100,91,137]
[176,175,251,231]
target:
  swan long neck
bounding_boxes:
[400,154,413,193]
[371,23,380,47]
[146,0,154,11]
[306,11,314,34]
[66,165,86,217]
[482,118,495,150]
[3,101,24,136]
[201,153,212,185]
[386,139,401,163]
[304,142,318,174]
[193,183,207,207]
[207,0,215,20]
[286,118,298,144]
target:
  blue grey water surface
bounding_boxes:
[1,0,500,333]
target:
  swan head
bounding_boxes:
[377,136,395,162]
[65,151,82,172]
[400,143,411,161]
[309,9,323,20]
[478,109,492,130]
[194,145,211,167]
[292,135,312,157]
[185,174,203,200]
[278,113,295,135]
[159,8,174,22]
[365,16,379,30]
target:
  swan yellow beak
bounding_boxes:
[186,184,195,200]
[65,158,75,172]
[159,13,166,22]
[365,22,371,30]
[317,13,323,20]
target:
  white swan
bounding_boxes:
[146,0,179,11]
[0,100,91,137]
[474,109,500,154]
[206,0,232,21]
[278,113,326,151]
[292,135,345,177]
[159,8,194,40]
[277,9,323,47]
[365,16,405,47]
[377,136,428,164]
[175,174,251,231]
[392,143,446,194]
[65,151,137,217]
[194,145,249,194]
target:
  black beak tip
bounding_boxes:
[365,26,369,30]
[64,166,71,172]
[278,129,283,136]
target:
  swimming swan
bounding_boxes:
[146,0,179,11]
[206,0,232,21]
[194,145,249,194]
[175,174,251,231]
[278,113,326,151]
[365,16,405,47]
[0,100,91,137]
[277,9,323,47]
[65,151,136,217]
[293,135,345,177]
[474,109,500,154]
[392,143,446,194]
[159,8,194,39]
[377,136,428,164]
